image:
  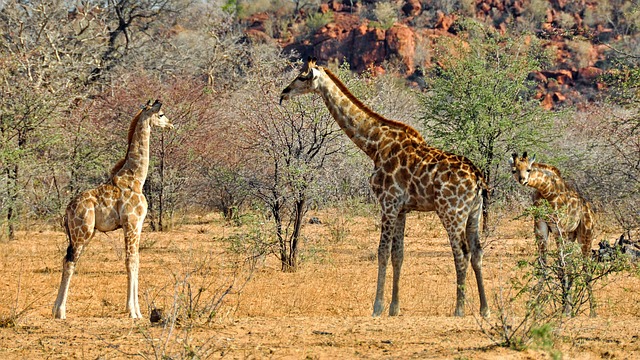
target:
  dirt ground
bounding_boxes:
[1,209,639,359]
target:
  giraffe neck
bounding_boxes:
[112,116,151,191]
[317,68,423,160]
[526,168,564,201]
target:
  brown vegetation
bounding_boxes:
[1,211,639,358]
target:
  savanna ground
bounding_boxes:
[1,207,640,359]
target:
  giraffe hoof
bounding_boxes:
[53,306,66,320]
[372,300,384,317]
[480,308,490,319]
[389,303,400,316]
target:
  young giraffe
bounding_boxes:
[509,152,596,315]
[281,58,489,317]
[53,100,173,319]
[508,152,595,258]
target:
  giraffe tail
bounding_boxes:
[62,215,75,263]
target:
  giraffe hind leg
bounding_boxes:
[53,209,93,319]
[449,227,470,317]
[372,211,397,317]
[389,212,407,316]
[53,234,90,319]
[467,204,489,317]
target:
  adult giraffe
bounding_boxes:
[281,58,489,317]
[53,99,173,319]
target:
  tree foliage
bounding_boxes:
[420,23,559,203]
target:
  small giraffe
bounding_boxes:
[508,152,595,258]
[53,100,173,319]
[281,58,489,317]
[509,152,596,315]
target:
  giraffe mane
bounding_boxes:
[321,67,425,142]
[109,107,145,179]
[532,162,562,177]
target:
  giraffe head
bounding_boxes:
[142,99,173,129]
[509,152,536,186]
[280,57,320,104]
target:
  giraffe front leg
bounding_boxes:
[373,212,396,317]
[126,250,142,319]
[389,212,406,316]
[124,223,143,319]
[534,220,550,266]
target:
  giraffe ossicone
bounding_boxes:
[281,57,489,317]
[53,99,173,319]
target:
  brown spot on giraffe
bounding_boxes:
[53,100,173,320]
[281,57,489,317]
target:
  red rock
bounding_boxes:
[245,29,273,44]
[402,0,421,17]
[513,1,525,15]
[529,71,548,83]
[577,66,604,85]
[386,24,416,72]
[351,26,387,71]
[552,92,566,102]
[329,0,342,12]
[541,94,554,110]
[435,11,456,32]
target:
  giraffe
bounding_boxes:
[53,99,173,319]
[508,151,596,315]
[280,57,489,317]
[508,152,595,258]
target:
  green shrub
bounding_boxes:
[306,10,334,33]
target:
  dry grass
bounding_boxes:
[0,210,639,359]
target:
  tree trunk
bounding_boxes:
[144,180,157,231]
[6,163,18,240]
[158,134,166,231]
[284,195,306,272]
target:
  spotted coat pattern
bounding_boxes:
[509,152,595,257]
[281,58,489,317]
[53,100,173,319]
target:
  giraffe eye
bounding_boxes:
[511,170,516,174]
[526,169,531,172]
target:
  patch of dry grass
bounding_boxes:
[0,210,638,359]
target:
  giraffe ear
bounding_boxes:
[150,99,162,112]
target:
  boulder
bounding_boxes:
[577,66,604,85]
[402,0,422,17]
[386,24,416,72]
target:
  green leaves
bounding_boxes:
[420,24,559,195]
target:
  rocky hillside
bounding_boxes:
[241,0,639,108]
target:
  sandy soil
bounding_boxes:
[1,210,639,359]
